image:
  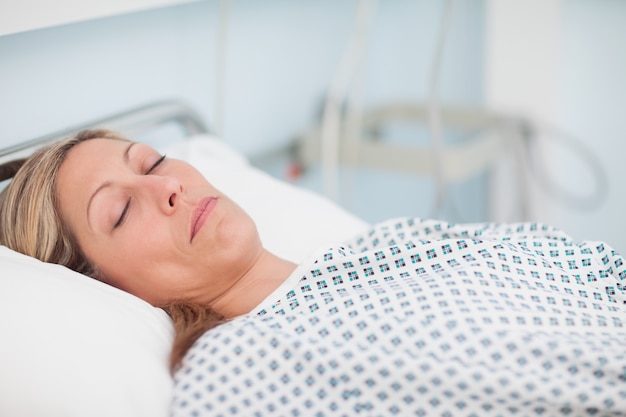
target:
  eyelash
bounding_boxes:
[146,154,166,175]
[113,154,167,229]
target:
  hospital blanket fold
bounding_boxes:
[172,218,626,417]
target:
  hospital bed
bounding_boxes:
[2,100,623,417]
[0,99,369,417]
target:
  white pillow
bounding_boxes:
[0,134,369,417]
[0,247,174,417]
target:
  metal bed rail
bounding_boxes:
[0,99,209,162]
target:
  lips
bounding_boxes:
[190,197,217,242]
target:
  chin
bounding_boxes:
[215,211,262,257]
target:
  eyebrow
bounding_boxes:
[86,142,136,230]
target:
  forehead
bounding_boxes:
[60,138,150,177]
[66,138,131,162]
[56,139,131,202]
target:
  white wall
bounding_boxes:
[485,0,626,254]
[558,0,626,254]
[0,0,201,36]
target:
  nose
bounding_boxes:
[139,175,182,215]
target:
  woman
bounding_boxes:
[0,129,296,367]
[1,130,625,416]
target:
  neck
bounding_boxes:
[208,250,296,318]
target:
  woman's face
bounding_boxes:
[56,138,263,306]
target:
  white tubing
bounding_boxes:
[427,0,454,217]
[320,0,377,202]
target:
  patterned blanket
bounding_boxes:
[172,218,626,416]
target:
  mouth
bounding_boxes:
[190,197,218,242]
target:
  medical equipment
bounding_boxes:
[309,0,607,222]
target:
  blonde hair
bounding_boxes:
[0,129,225,371]
[0,129,127,277]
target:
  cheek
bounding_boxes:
[86,227,174,291]
[214,210,261,256]
[97,251,176,305]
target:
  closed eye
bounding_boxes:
[146,154,166,175]
[114,199,130,229]
[112,154,165,230]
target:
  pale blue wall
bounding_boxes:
[0,2,218,146]
[1,1,623,253]
[0,0,486,223]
